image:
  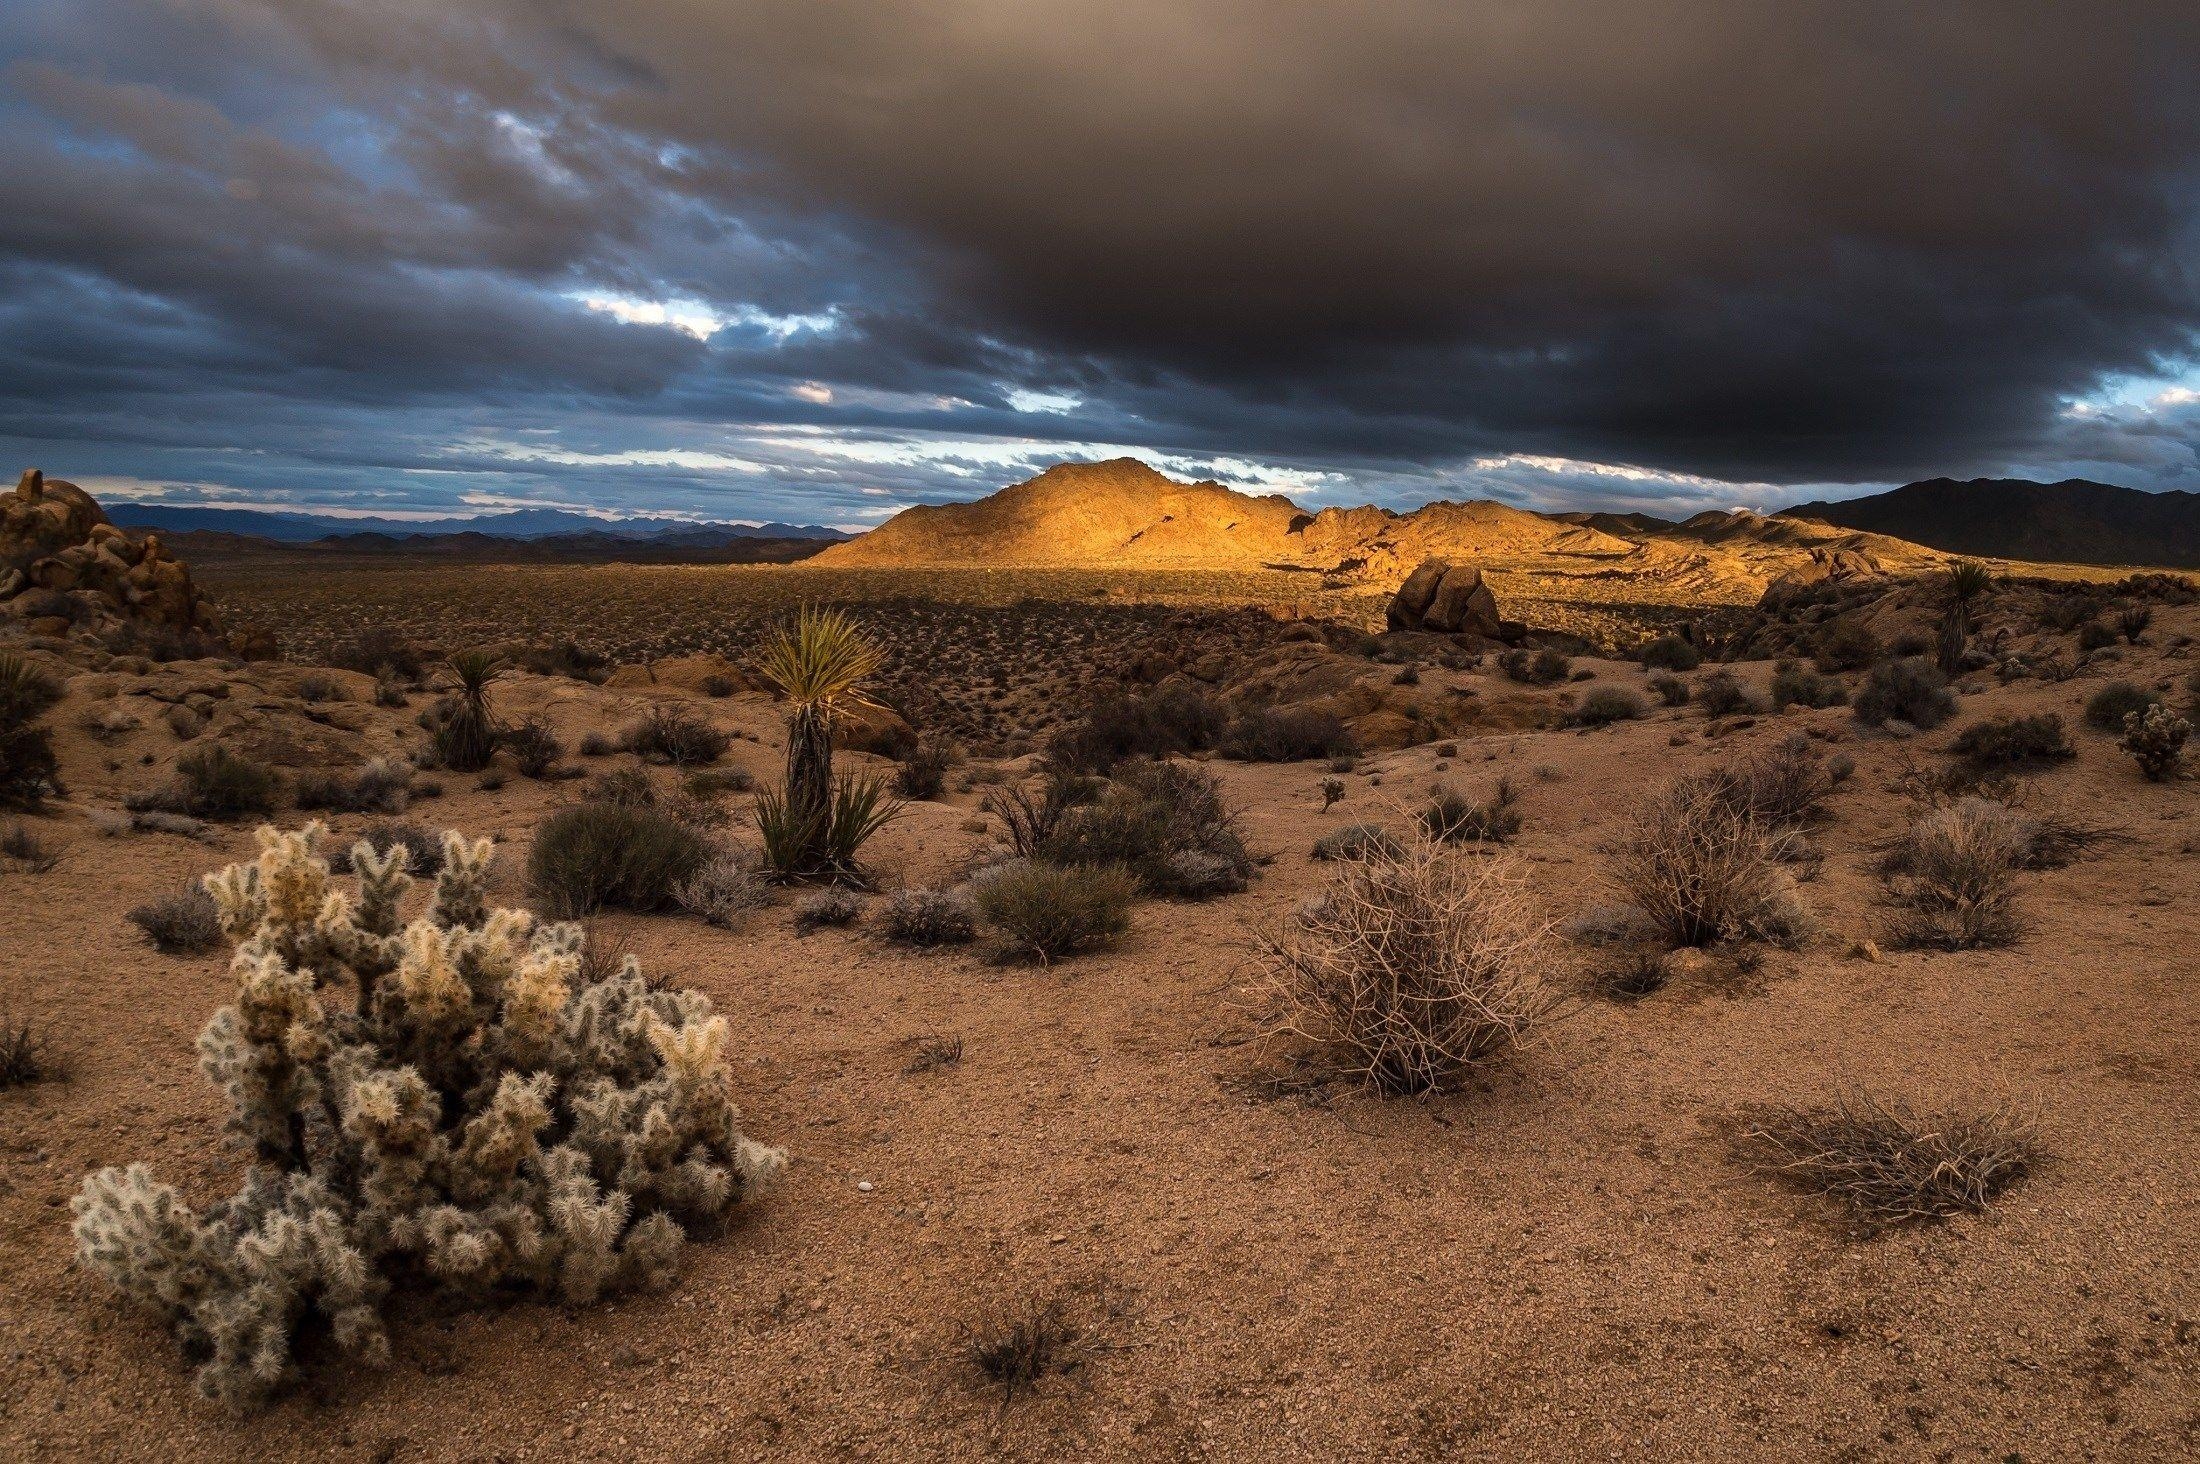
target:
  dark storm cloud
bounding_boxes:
[2,0,2199,518]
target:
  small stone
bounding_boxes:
[856,1180,874,1193]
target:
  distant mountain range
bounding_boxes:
[1781,478,2200,569]
[109,503,849,544]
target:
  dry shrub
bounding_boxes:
[2083,680,2159,732]
[894,736,961,799]
[794,887,862,931]
[1570,687,1645,726]
[982,767,1094,859]
[126,883,224,954]
[881,887,977,947]
[1047,683,1226,774]
[961,1295,1101,1406]
[294,757,413,815]
[1218,705,1357,763]
[0,1012,65,1087]
[1638,634,1702,671]
[1708,734,1852,831]
[2120,703,2191,781]
[1038,760,1249,898]
[502,716,565,779]
[1853,657,1956,730]
[131,746,282,821]
[1739,1092,2037,1226]
[1312,822,1401,862]
[1695,670,1762,718]
[1882,798,2029,950]
[674,854,772,929]
[328,820,445,876]
[1,819,60,872]
[1607,774,1808,948]
[623,704,729,765]
[1949,713,2073,770]
[1255,835,1553,1095]
[1418,776,1522,845]
[976,860,1138,962]
[1769,662,1846,710]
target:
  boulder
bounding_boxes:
[1386,558,1503,637]
[1,469,223,639]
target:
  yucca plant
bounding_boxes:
[756,770,902,882]
[432,648,506,772]
[756,606,888,873]
[1937,560,1994,675]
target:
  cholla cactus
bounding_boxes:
[73,822,782,1408]
[2121,703,2191,781]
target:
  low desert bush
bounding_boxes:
[1607,774,1808,947]
[1707,734,1852,830]
[0,652,64,808]
[2117,604,2153,642]
[1047,684,1225,774]
[2076,618,2119,654]
[1218,706,1357,763]
[1812,620,1881,673]
[623,704,728,766]
[1695,670,1762,718]
[1638,634,1701,672]
[794,887,862,931]
[1255,836,1554,1094]
[1038,761,1249,898]
[894,736,960,800]
[126,883,224,954]
[294,672,347,704]
[502,716,565,779]
[328,627,427,681]
[1949,713,2073,771]
[674,853,772,929]
[1313,822,1402,862]
[294,757,413,815]
[1,819,59,872]
[2120,703,2191,781]
[132,746,282,821]
[426,650,505,773]
[528,799,714,916]
[1571,687,1645,726]
[1738,1092,2035,1225]
[1852,657,1956,729]
[329,820,445,876]
[72,823,781,1408]
[1769,662,1846,710]
[2084,680,2160,733]
[983,768,1093,859]
[1320,776,1346,811]
[1418,777,1522,845]
[1648,673,1690,707]
[1497,648,1572,685]
[975,860,1138,962]
[880,887,977,947]
[1882,797,2029,950]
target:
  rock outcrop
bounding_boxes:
[2,470,223,640]
[1385,558,1504,637]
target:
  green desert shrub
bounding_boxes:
[72,823,781,1409]
[2120,703,2191,781]
[527,799,713,916]
[1812,620,1881,674]
[1254,834,1554,1094]
[893,735,960,800]
[1852,657,1956,729]
[880,886,977,947]
[0,652,64,808]
[1045,683,1225,775]
[2084,681,2161,733]
[502,716,565,779]
[1881,798,2029,950]
[1949,713,2073,770]
[1313,822,1402,862]
[1037,760,1249,898]
[1418,777,1521,845]
[1638,635,1701,672]
[1217,705,1357,763]
[975,860,1138,962]
[1571,687,1645,726]
[132,746,282,821]
[294,757,414,815]
[623,704,728,766]
[1769,662,1846,710]
[1497,647,1572,685]
[1694,670,1762,718]
[1607,773,1808,948]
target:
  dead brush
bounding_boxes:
[956,1291,1125,1409]
[1880,797,2030,950]
[1,819,60,872]
[0,1012,65,1088]
[1738,1091,2038,1226]
[1606,774,1809,949]
[903,1033,965,1075]
[1253,833,1555,1095]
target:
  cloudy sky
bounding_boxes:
[4,2,2199,528]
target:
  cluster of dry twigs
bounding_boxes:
[1739,1090,2039,1226]
[1254,834,1555,1095]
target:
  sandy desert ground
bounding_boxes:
[2,561,2197,1463]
